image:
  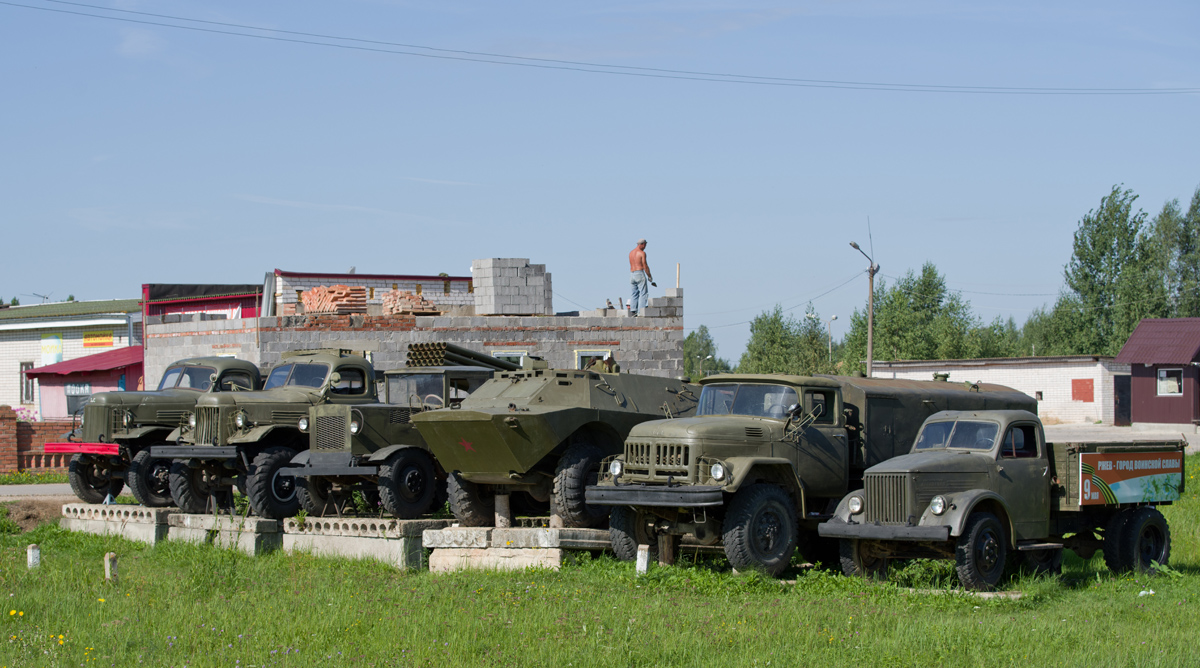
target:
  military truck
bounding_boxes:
[586,374,1036,576]
[46,357,262,506]
[412,359,700,528]
[819,410,1185,590]
[150,351,376,517]
[286,364,502,518]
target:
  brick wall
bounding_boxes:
[0,406,71,473]
[472,258,552,315]
[0,406,15,473]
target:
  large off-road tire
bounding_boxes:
[798,529,841,571]
[68,454,123,504]
[839,539,889,580]
[246,447,301,519]
[1102,508,1135,573]
[955,512,1008,591]
[609,506,660,562]
[1117,507,1171,573]
[378,449,437,519]
[126,449,173,507]
[722,484,799,577]
[552,442,607,528]
[296,476,336,516]
[447,471,495,526]
[168,462,232,514]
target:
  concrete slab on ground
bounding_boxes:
[282,517,453,570]
[423,526,611,572]
[167,513,281,555]
[59,503,173,544]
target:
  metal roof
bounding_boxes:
[1115,318,1200,365]
[0,299,141,321]
[23,345,143,376]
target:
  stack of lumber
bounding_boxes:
[382,289,439,315]
[301,285,368,314]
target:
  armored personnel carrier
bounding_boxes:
[151,351,376,517]
[46,357,262,506]
[412,359,699,528]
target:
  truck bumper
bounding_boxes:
[585,483,725,508]
[818,518,950,542]
[150,445,240,461]
[44,442,121,456]
[282,463,379,478]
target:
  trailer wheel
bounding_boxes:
[1102,508,1135,573]
[723,484,799,577]
[68,454,122,504]
[608,506,661,562]
[447,471,495,526]
[378,449,436,519]
[126,449,173,507]
[1118,507,1171,573]
[552,442,607,528]
[955,512,1007,591]
[246,447,301,519]
[839,539,889,580]
[168,462,231,514]
[297,476,336,516]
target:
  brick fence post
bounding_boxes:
[0,405,17,473]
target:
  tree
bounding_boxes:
[682,325,732,379]
[67,294,75,302]
[1147,187,1200,318]
[737,305,836,376]
[9,297,18,306]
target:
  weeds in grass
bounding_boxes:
[0,471,68,485]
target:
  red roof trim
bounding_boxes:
[274,269,470,282]
[24,346,144,377]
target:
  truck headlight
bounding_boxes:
[609,459,624,478]
[930,495,947,516]
[188,413,196,429]
[710,462,727,482]
[234,411,248,429]
[848,495,864,515]
[350,420,361,435]
[122,411,133,427]
[298,417,309,432]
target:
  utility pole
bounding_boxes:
[850,242,879,378]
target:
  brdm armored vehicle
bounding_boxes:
[46,357,262,506]
[413,359,699,528]
[586,374,1035,575]
[151,351,376,517]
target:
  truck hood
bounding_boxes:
[867,450,993,476]
[195,388,321,407]
[628,415,781,441]
[87,389,206,408]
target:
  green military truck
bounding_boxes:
[286,364,501,518]
[586,374,1035,575]
[151,351,377,518]
[46,357,262,506]
[412,360,700,528]
[819,409,1185,590]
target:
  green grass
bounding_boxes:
[0,471,68,485]
[0,457,1197,668]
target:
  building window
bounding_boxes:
[1035,391,1043,401]
[576,350,612,370]
[492,350,527,367]
[1071,378,1094,403]
[20,362,34,403]
[1157,368,1183,396]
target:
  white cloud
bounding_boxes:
[117,28,165,58]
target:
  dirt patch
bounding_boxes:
[2,498,70,533]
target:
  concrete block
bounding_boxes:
[167,514,281,555]
[665,288,683,298]
[491,528,610,550]
[429,547,566,572]
[60,504,173,545]
[282,518,452,569]
[423,527,493,548]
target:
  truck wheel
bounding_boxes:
[68,454,123,504]
[1119,507,1171,573]
[722,484,799,577]
[955,512,1007,591]
[838,539,888,580]
[798,530,841,571]
[1018,548,1063,577]
[552,442,607,528]
[126,449,173,507]
[246,447,301,519]
[1102,508,1135,573]
[609,506,659,562]
[378,449,436,519]
[447,471,495,526]
[169,462,231,514]
[297,476,336,516]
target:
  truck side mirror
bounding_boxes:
[787,403,803,417]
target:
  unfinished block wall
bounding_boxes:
[471,259,553,316]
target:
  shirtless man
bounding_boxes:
[628,238,656,316]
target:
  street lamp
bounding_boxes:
[695,354,712,379]
[806,314,839,363]
[849,241,879,378]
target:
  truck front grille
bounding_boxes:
[272,411,307,424]
[109,408,124,435]
[865,473,909,524]
[195,406,223,445]
[389,408,414,424]
[314,415,348,451]
[624,441,691,480]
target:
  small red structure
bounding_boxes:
[22,346,144,420]
[1114,318,1200,426]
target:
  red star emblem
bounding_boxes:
[459,438,475,453]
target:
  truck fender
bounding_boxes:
[365,444,428,464]
[119,425,172,441]
[724,456,808,516]
[228,424,280,444]
[165,427,183,443]
[828,489,863,524]
[931,490,1014,540]
[288,450,311,467]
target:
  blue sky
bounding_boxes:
[2,1,1197,362]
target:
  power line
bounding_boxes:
[878,273,1058,297]
[5,0,1199,96]
[700,270,866,330]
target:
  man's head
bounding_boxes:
[636,238,647,248]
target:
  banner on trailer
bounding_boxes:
[1079,451,1183,506]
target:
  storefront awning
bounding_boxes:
[24,346,143,377]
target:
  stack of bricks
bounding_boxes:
[300,285,368,314]
[471,258,553,316]
[381,290,439,315]
[639,288,684,318]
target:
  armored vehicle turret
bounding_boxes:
[47,357,262,506]
[151,351,376,517]
[412,360,699,528]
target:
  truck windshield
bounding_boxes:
[388,374,444,405]
[914,420,1000,451]
[697,383,798,419]
[157,365,217,391]
[263,363,330,390]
